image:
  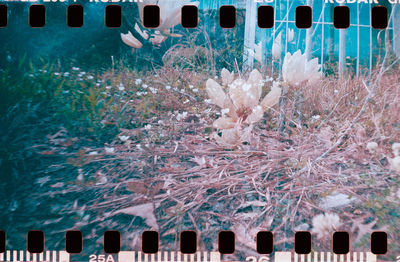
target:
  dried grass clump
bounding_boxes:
[41,65,400,259]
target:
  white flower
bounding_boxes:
[221,68,235,86]
[392,143,400,157]
[192,88,198,93]
[121,31,143,50]
[106,86,112,90]
[165,85,172,90]
[63,72,70,77]
[288,28,294,42]
[206,69,281,147]
[87,75,94,80]
[118,135,130,142]
[311,115,321,120]
[272,32,282,60]
[221,108,230,116]
[189,85,194,89]
[389,156,400,174]
[366,142,378,154]
[254,41,262,63]
[54,72,60,76]
[134,22,149,40]
[89,151,98,155]
[119,83,125,91]
[282,50,322,86]
[149,87,157,94]
[72,67,80,71]
[312,213,341,239]
[105,147,115,153]
[135,78,142,85]
[144,124,152,130]
[176,112,188,121]
[142,84,148,89]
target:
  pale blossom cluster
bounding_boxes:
[206,68,281,147]
[282,50,322,86]
[389,142,400,174]
[311,213,342,239]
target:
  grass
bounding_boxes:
[1,51,400,260]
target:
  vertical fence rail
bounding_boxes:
[357,3,360,77]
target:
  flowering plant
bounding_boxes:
[206,69,281,147]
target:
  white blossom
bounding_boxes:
[282,50,322,86]
[119,83,125,91]
[206,69,281,148]
[272,32,282,60]
[311,213,341,239]
[366,142,378,154]
[121,31,143,50]
[144,124,152,130]
[118,135,130,142]
[105,147,115,153]
[392,143,400,157]
[135,78,143,85]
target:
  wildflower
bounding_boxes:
[54,72,60,76]
[206,69,281,147]
[105,147,115,153]
[144,124,152,130]
[118,135,130,142]
[221,68,235,86]
[247,42,262,63]
[272,32,282,60]
[149,32,167,46]
[176,112,188,121]
[282,50,322,86]
[366,142,378,154]
[87,75,94,80]
[106,86,112,90]
[311,213,341,239]
[392,143,400,157]
[119,83,125,91]
[311,115,321,120]
[88,151,98,155]
[72,67,80,71]
[134,22,149,40]
[165,85,172,90]
[149,87,157,94]
[389,156,400,174]
[135,78,142,85]
[189,85,194,89]
[288,28,295,42]
[192,88,198,93]
[142,84,148,89]
[63,72,70,77]
[121,31,143,51]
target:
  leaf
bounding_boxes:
[126,180,148,195]
[114,203,159,230]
